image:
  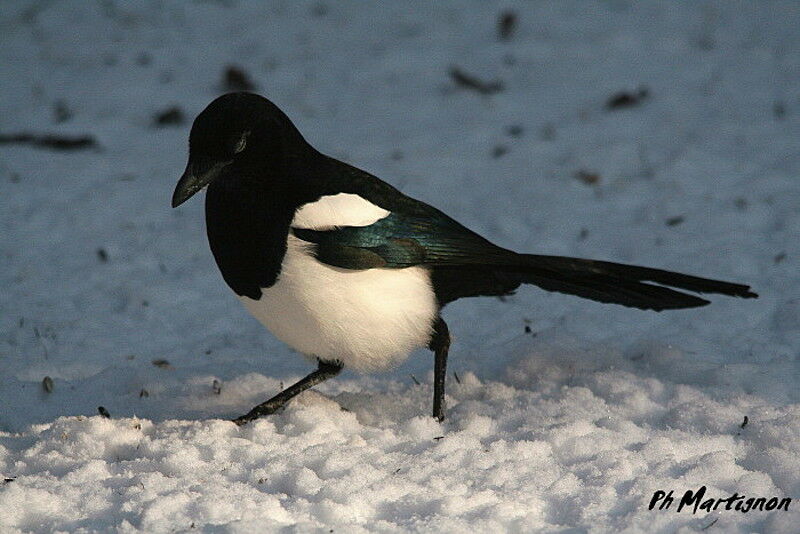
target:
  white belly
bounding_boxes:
[239,236,438,372]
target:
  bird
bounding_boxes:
[172,92,757,425]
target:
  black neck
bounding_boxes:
[204,144,326,298]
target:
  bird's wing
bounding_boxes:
[291,206,514,270]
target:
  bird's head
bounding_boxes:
[172,92,303,207]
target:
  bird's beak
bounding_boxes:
[171,160,230,208]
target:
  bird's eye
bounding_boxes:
[234,131,250,154]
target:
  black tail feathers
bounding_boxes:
[507,254,757,311]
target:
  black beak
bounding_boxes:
[171,160,230,208]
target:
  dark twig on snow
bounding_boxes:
[223,65,255,92]
[0,133,98,150]
[575,170,601,185]
[497,10,517,40]
[53,100,72,123]
[154,106,185,126]
[449,67,504,95]
[606,87,650,110]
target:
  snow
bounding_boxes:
[1,0,799,532]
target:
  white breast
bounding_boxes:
[238,193,438,373]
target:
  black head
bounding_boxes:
[172,92,307,207]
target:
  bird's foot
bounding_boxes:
[231,401,285,426]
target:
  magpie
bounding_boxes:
[172,92,757,425]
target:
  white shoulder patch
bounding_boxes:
[292,193,390,230]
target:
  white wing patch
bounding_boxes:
[292,193,390,230]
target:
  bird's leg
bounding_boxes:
[428,317,451,422]
[232,359,343,426]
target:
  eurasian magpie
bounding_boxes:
[172,92,757,425]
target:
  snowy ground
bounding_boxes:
[1,1,799,532]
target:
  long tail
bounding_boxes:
[506,254,757,311]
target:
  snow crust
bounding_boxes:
[1,1,798,532]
